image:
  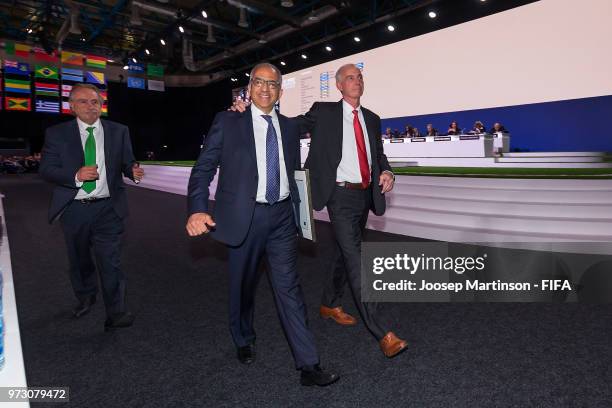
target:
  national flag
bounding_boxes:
[86,55,107,69]
[33,47,59,63]
[85,71,105,85]
[62,100,72,114]
[35,65,59,79]
[99,90,107,100]
[61,51,84,66]
[5,97,31,111]
[148,79,165,92]
[35,98,60,113]
[101,104,108,116]
[35,82,60,97]
[5,78,31,94]
[128,63,145,73]
[127,77,145,89]
[4,60,30,76]
[14,43,31,57]
[6,42,31,57]
[5,41,15,55]
[147,64,164,77]
[61,68,84,82]
[61,84,73,98]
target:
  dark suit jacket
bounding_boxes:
[39,119,137,223]
[296,101,392,216]
[187,108,302,247]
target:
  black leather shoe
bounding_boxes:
[104,312,134,332]
[237,344,256,365]
[73,295,96,318]
[300,365,340,387]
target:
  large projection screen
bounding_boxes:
[279,0,612,120]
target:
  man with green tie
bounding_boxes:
[40,83,144,331]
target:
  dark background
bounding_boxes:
[0,78,233,160]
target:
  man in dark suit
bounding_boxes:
[40,83,144,331]
[295,64,408,358]
[186,63,338,387]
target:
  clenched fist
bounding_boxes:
[186,212,216,236]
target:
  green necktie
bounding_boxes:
[82,126,96,193]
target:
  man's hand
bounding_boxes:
[186,212,216,236]
[229,99,249,113]
[379,171,395,194]
[132,163,144,181]
[76,165,99,182]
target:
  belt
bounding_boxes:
[255,196,291,206]
[336,181,370,190]
[77,197,110,204]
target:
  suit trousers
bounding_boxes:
[60,199,126,316]
[321,185,387,340]
[227,199,319,369]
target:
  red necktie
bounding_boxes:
[352,109,370,187]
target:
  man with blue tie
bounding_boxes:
[186,63,338,387]
[40,83,144,331]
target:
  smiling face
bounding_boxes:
[249,65,282,114]
[336,65,364,103]
[70,87,102,125]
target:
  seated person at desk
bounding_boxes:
[402,125,420,138]
[489,122,509,133]
[425,124,438,136]
[383,127,393,139]
[470,121,486,134]
[447,121,461,135]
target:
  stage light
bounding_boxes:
[81,37,86,42]
[280,61,286,66]
[353,36,361,42]
[325,45,332,52]
[201,10,208,18]
[178,25,184,33]
[123,65,129,70]
[429,11,437,18]
[27,28,33,34]
[145,49,150,55]
[160,38,166,45]
[387,24,395,32]
[107,59,114,63]
[245,72,250,77]
[301,54,307,59]
[131,57,137,63]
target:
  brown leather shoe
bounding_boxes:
[379,332,407,358]
[319,305,357,326]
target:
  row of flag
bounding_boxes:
[4,41,109,69]
[1,59,108,114]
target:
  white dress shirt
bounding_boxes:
[74,118,110,199]
[251,104,289,203]
[336,100,372,183]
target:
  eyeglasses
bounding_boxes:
[251,77,280,90]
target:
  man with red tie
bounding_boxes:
[296,64,407,358]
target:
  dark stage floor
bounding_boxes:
[1,174,611,407]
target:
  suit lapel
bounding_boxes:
[362,107,379,171]
[69,119,85,165]
[101,119,112,167]
[277,113,294,177]
[240,107,258,171]
[334,100,344,163]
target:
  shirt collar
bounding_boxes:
[77,117,101,134]
[251,103,278,121]
[342,99,361,115]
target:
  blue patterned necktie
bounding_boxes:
[261,115,280,204]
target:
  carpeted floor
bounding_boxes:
[1,174,611,407]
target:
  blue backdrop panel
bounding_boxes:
[381,94,612,152]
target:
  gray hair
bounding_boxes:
[249,63,282,85]
[69,83,104,104]
[335,63,360,82]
